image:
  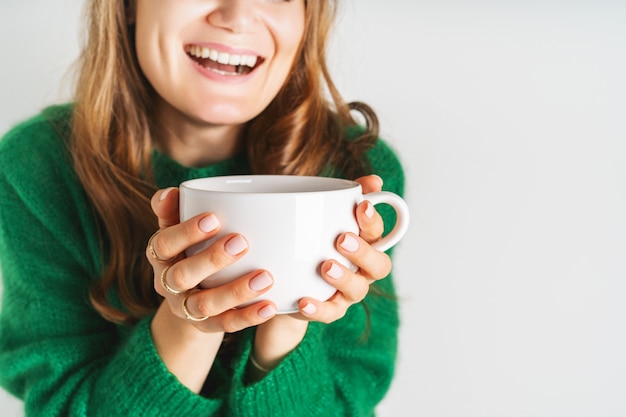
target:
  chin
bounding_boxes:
[193,105,264,127]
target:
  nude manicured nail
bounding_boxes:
[326,262,343,280]
[225,235,248,256]
[258,305,277,318]
[364,201,375,218]
[250,272,273,292]
[199,214,219,233]
[302,303,317,315]
[159,187,174,201]
[340,234,359,253]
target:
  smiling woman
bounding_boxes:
[0,0,405,416]
[133,0,305,127]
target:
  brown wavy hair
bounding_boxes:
[72,0,379,324]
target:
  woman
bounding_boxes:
[0,1,405,416]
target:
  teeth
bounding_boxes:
[186,45,259,68]
[245,55,258,67]
[229,54,241,66]
[217,52,229,64]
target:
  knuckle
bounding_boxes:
[355,283,370,301]
[228,281,250,304]
[182,221,200,242]
[372,254,392,279]
[205,247,230,271]
[168,264,187,290]
[195,295,215,318]
[346,283,368,304]
[153,234,174,259]
[362,225,384,243]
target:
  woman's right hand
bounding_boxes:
[146,187,277,391]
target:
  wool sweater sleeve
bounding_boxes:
[0,113,222,416]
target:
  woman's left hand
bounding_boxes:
[252,175,391,370]
[296,174,391,323]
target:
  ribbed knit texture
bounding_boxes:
[0,105,405,417]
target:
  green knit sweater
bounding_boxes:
[0,105,405,417]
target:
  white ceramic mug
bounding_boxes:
[179,175,409,313]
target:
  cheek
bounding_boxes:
[133,4,186,81]
[134,11,160,79]
[134,25,182,103]
[268,21,305,89]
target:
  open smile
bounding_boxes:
[185,45,265,76]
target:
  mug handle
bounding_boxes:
[362,191,410,252]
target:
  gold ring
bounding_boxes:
[182,291,210,322]
[160,265,185,295]
[148,230,177,263]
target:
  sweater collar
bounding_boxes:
[151,149,250,189]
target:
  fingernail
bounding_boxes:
[364,201,375,218]
[340,234,359,253]
[199,214,219,233]
[160,187,174,201]
[225,235,248,256]
[258,305,277,318]
[326,262,343,280]
[302,303,317,315]
[250,272,273,292]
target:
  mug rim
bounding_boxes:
[180,175,360,195]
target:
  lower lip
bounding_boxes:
[187,56,257,85]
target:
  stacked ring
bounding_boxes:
[148,230,177,263]
[149,229,209,322]
[182,292,210,321]
[160,265,185,295]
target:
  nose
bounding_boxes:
[206,0,259,34]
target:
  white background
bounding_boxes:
[1,1,626,416]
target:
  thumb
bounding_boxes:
[354,175,383,194]
[150,187,181,229]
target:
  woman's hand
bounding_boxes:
[146,187,277,391]
[252,175,391,371]
[296,174,391,322]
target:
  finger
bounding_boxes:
[296,260,372,324]
[354,174,383,195]
[157,233,249,294]
[320,260,370,303]
[216,302,278,333]
[180,293,277,332]
[336,232,392,280]
[147,212,221,266]
[297,294,351,324]
[356,200,384,244]
[150,187,181,230]
[180,271,276,330]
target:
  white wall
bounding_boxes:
[2,1,625,416]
